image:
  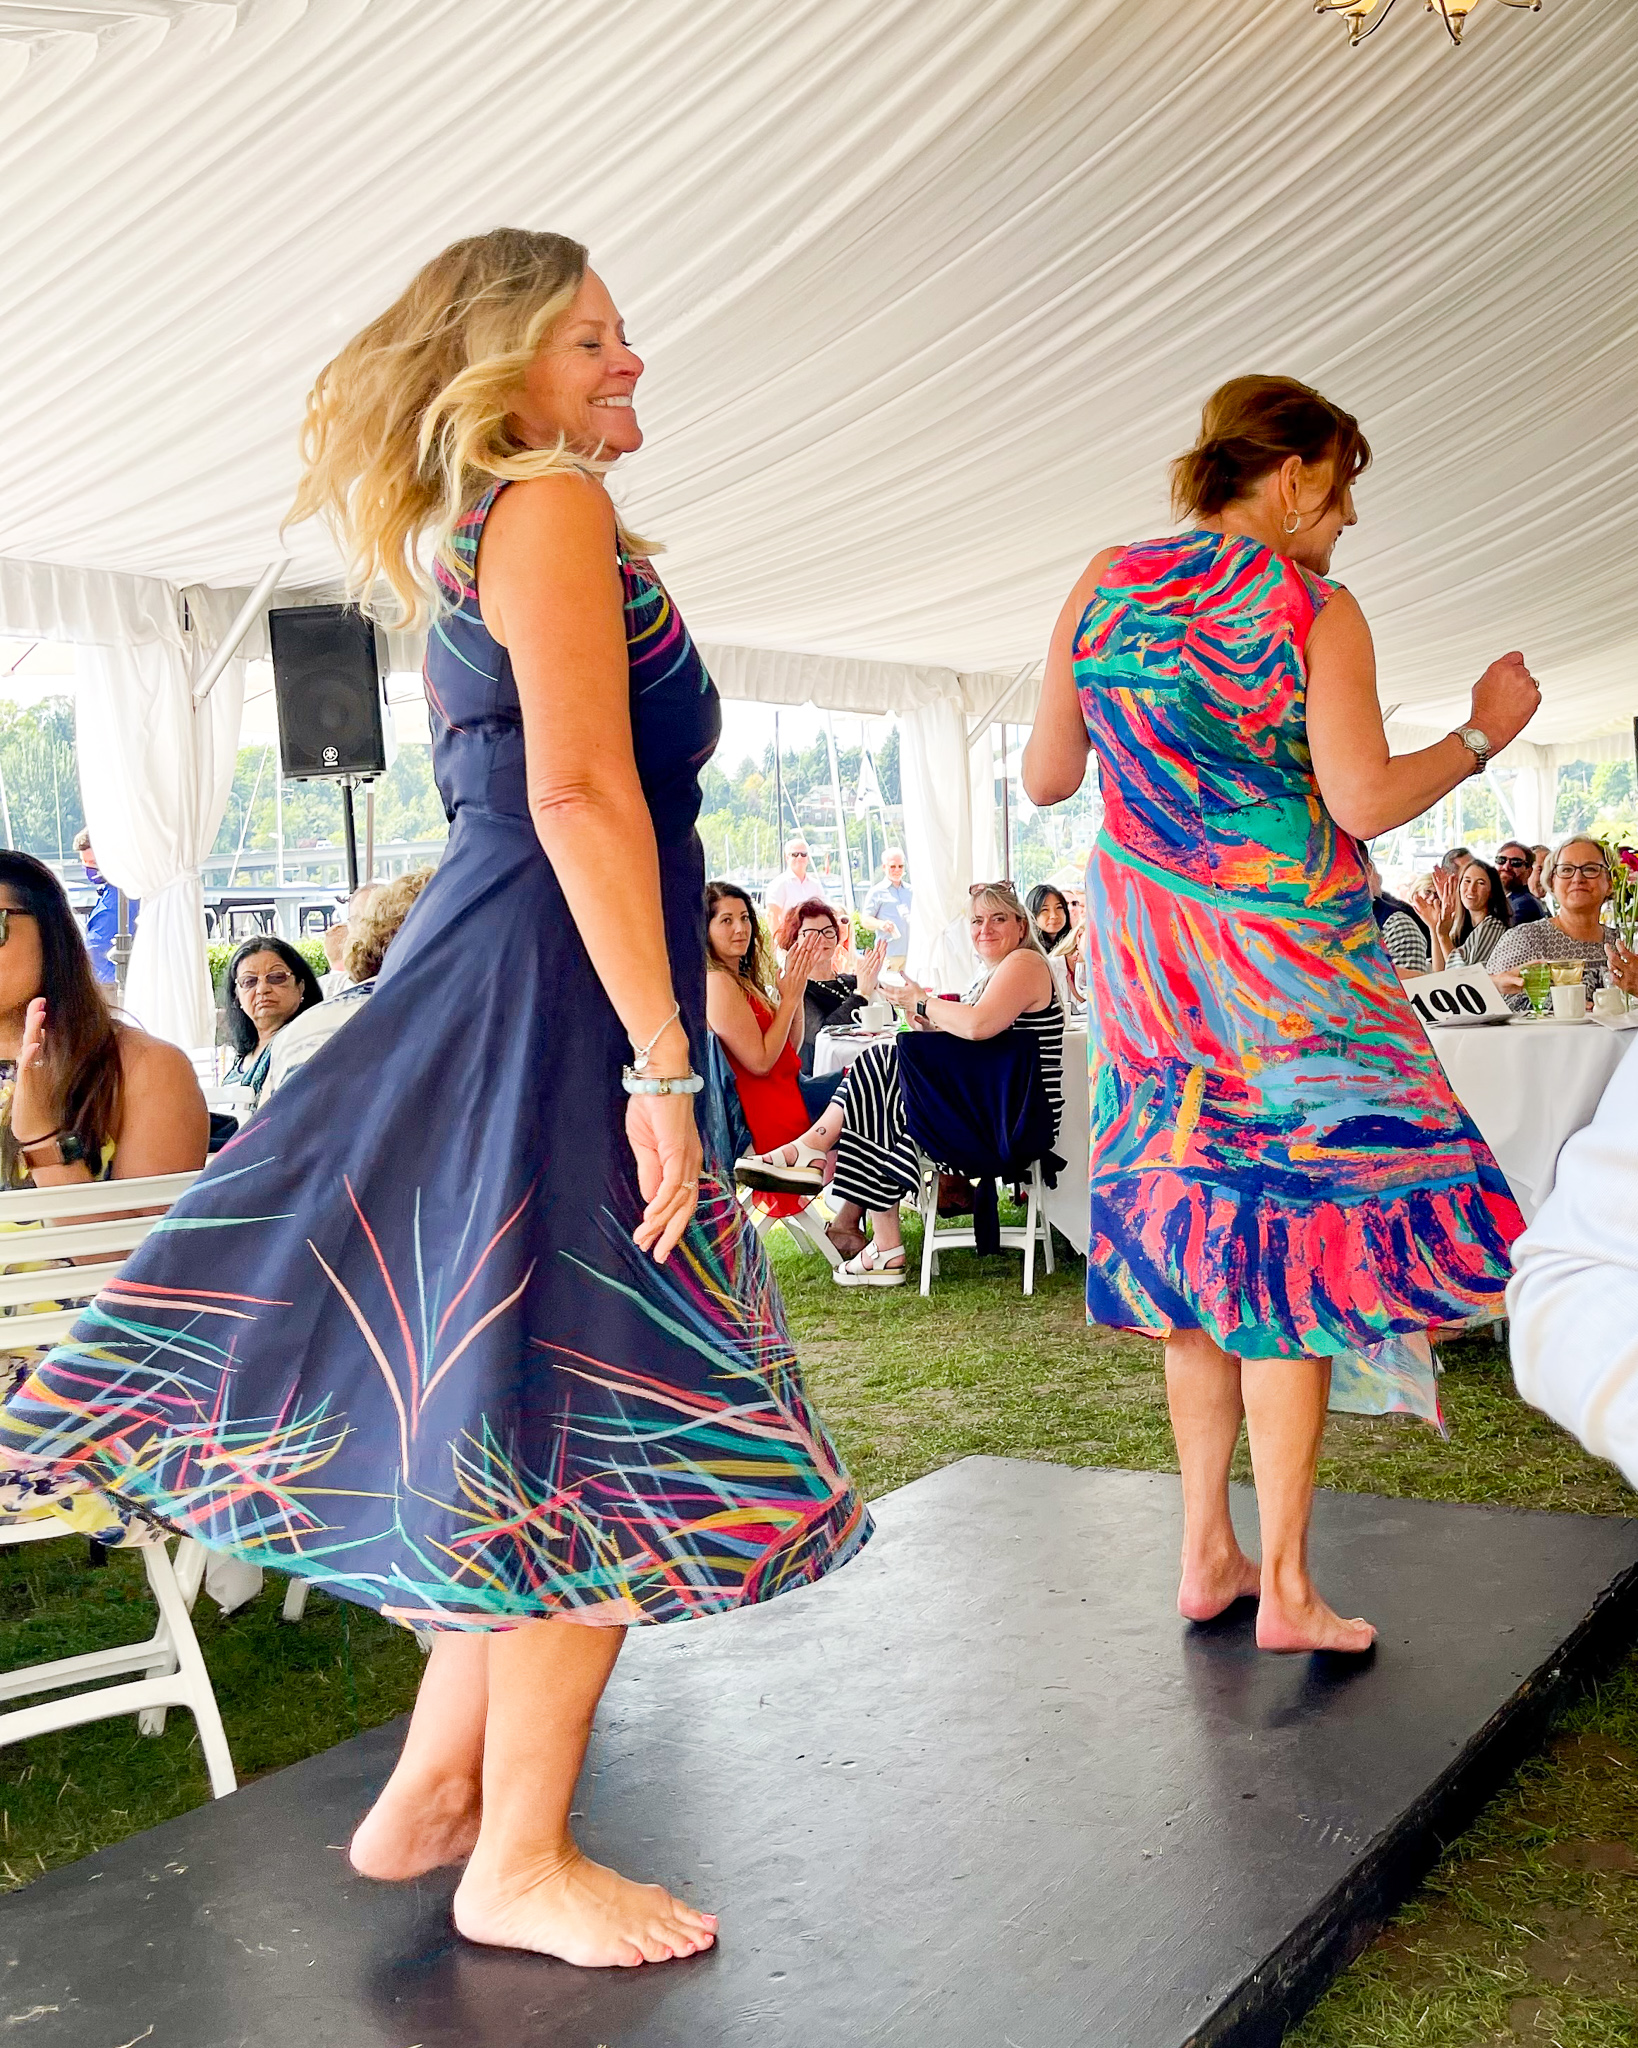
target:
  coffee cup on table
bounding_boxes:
[1551,981,1587,1020]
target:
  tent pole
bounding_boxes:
[1000,722,1012,883]
[824,713,856,919]
[773,712,784,878]
[191,556,287,708]
[340,777,359,894]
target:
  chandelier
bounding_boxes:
[1314,0,1543,46]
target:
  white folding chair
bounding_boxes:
[0,1170,238,1797]
[913,1152,1056,1298]
[739,1186,844,1268]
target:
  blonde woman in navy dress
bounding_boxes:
[0,233,869,1965]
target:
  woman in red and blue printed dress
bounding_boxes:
[1024,376,1541,1654]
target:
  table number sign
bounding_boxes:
[1400,964,1513,1029]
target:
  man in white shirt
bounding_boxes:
[861,848,913,966]
[764,839,817,926]
[1508,1041,1638,1488]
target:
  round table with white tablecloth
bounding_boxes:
[813,1025,899,1078]
[1040,1016,1637,1257]
[1423,1017,1638,1222]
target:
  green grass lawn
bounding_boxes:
[2,1218,1635,2044]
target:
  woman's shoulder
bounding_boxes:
[114,1021,199,1084]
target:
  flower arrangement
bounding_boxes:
[1599,841,1638,946]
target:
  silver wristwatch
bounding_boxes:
[1453,725,1491,772]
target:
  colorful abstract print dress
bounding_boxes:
[1076,531,1523,1421]
[0,483,871,1628]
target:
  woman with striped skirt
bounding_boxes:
[736,883,1064,1286]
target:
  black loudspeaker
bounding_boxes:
[269,604,387,779]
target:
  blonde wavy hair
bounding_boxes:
[288,228,643,626]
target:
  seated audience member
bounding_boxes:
[221,936,324,1103]
[1026,883,1084,1012]
[1441,845,1474,874]
[264,869,434,1099]
[1494,840,1547,925]
[1529,844,1551,899]
[1426,858,1512,970]
[0,852,207,1187]
[0,852,209,1543]
[705,883,833,1157]
[779,898,888,1079]
[320,882,383,996]
[1365,857,1429,976]
[72,828,138,987]
[1486,837,1614,1009]
[737,883,1063,1286]
[1508,1045,1638,1486]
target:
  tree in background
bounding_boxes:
[210,743,450,865]
[0,697,82,860]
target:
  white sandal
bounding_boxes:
[833,1244,907,1288]
[734,1138,828,1192]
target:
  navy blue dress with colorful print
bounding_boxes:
[0,484,871,1629]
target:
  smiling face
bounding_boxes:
[1550,840,1612,919]
[884,854,905,885]
[1280,456,1357,575]
[1034,891,1067,938]
[508,270,644,461]
[969,898,1028,965]
[235,948,304,1042]
[786,843,810,877]
[1459,864,1494,918]
[1496,844,1532,887]
[708,896,753,971]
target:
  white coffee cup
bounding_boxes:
[1551,982,1587,1020]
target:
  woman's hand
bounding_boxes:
[1432,867,1461,930]
[10,998,62,1145]
[855,936,889,998]
[1607,938,1638,997]
[627,1090,703,1263]
[779,932,824,1000]
[1468,651,1542,754]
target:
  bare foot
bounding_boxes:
[348,1775,482,1880]
[1178,1546,1262,1622]
[1256,1585,1377,1654]
[453,1846,717,1966]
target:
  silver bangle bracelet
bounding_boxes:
[621,1068,704,1096]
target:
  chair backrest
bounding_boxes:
[898,1029,1057,1179]
[0,1170,201,1351]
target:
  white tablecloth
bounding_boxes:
[1040,1018,1637,1256]
[813,1026,899,1077]
[1426,1018,1637,1222]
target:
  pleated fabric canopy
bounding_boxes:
[1,0,1634,745]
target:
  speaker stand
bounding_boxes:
[338,776,359,894]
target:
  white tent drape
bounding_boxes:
[74,642,244,1052]
[900,699,975,988]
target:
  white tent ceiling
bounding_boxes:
[2,0,1634,744]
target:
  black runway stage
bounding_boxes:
[5,1458,1637,2048]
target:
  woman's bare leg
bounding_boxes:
[1241,1354,1375,1652]
[452,1619,717,1966]
[868,1205,903,1254]
[1165,1328,1261,1620]
[349,1632,489,1879]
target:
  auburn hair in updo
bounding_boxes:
[1170,375,1371,522]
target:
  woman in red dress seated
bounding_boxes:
[704,882,831,1155]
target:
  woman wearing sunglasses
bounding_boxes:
[220,935,325,1102]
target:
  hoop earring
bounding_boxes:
[1283,508,1301,535]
